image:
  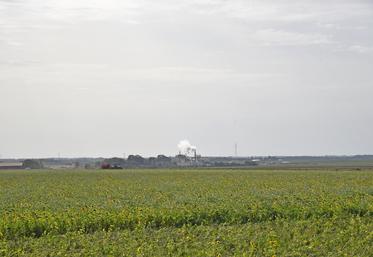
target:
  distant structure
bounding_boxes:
[176,140,200,165]
[0,162,24,170]
[193,148,197,162]
[22,159,44,169]
[235,143,238,157]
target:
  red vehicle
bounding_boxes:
[101,163,111,169]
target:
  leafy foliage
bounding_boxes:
[0,169,372,256]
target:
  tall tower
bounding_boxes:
[235,143,238,157]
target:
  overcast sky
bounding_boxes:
[1,0,373,158]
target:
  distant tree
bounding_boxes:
[244,160,258,166]
[22,159,43,169]
[104,157,125,166]
[148,157,157,165]
[157,155,171,162]
[127,155,145,165]
[94,161,102,168]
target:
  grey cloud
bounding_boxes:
[347,45,373,54]
[0,0,373,157]
[252,29,333,46]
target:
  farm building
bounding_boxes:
[0,162,24,170]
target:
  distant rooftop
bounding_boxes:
[0,162,23,167]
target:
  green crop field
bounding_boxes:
[0,169,372,256]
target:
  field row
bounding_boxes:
[1,217,372,257]
[1,203,372,240]
[0,169,372,256]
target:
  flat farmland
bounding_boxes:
[0,169,372,256]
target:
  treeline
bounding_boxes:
[102,155,174,169]
[7,156,259,170]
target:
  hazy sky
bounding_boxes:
[1,0,373,158]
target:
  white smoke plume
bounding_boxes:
[177,140,197,156]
